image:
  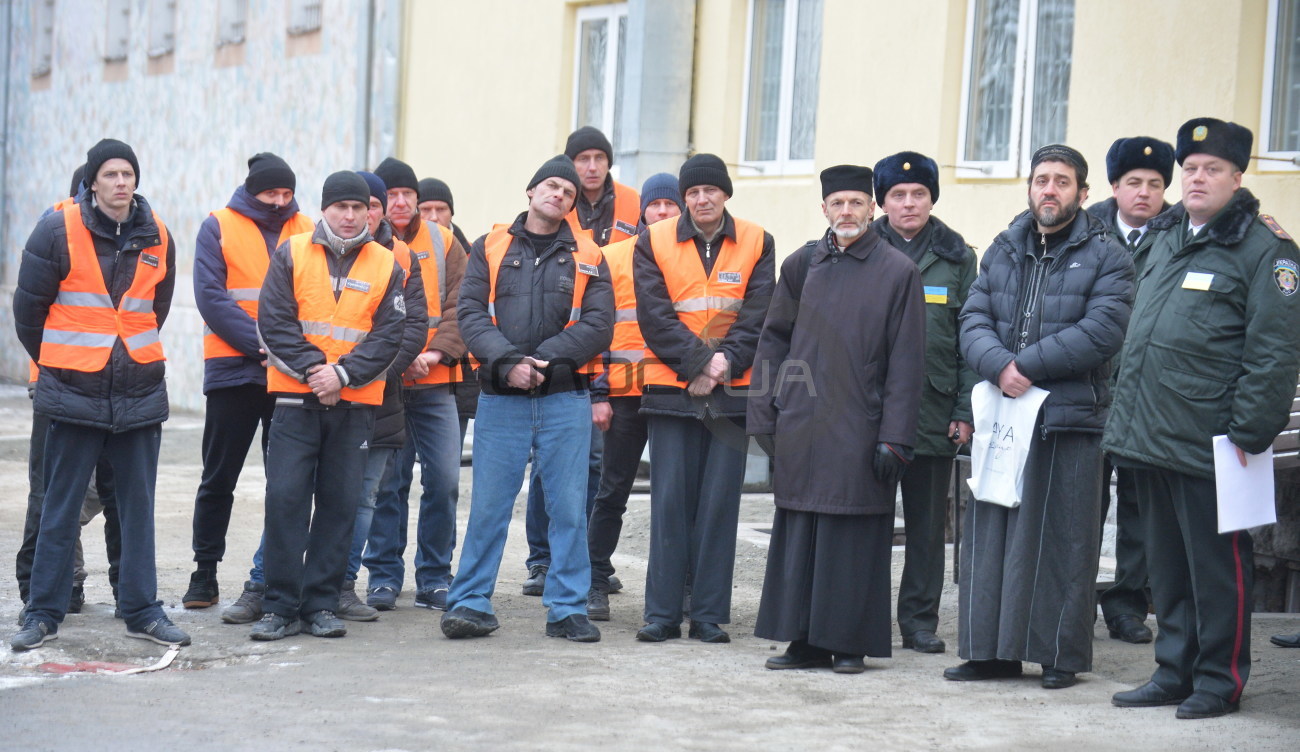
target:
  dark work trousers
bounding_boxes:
[1132,466,1253,703]
[588,396,648,591]
[897,454,952,637]
[191,383,275,566]
[17,411,122,602]
[643,414,747,627]
[262,404,374,619]
[27,421,164,632]
[1098,460,1150,624]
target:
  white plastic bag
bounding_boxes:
[966,381,1050,508]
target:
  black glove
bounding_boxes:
[873,442,914,485]
[752,433,776,457]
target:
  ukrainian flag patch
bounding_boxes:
[924,286,948,304]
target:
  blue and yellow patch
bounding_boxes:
[923,285,948,304]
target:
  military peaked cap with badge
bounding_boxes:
[1106,137,1174,186]
[873,152,940,205]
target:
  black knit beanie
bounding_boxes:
[85,138,140,188]
[245,152,296,195]
[69,164,85,199]
[419,177,454,214]
[565,126,614,164]
[373,157,419,192]
[1030,144,1089,189]
[679,153,732,197]
[527,155,581,191]
[321,171,371,209]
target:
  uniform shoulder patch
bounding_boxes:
[1274,258,1298,297]
[1260,214,1292,240]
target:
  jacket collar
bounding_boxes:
[1086,197,1174,240]
[1004,206,1107,258]
[676,210,737,244]
[311,219,372,257]
[871,215,971,263]
[812,226,881,263]
[506,211,583,251]
[79,191,161,247]
[227,185,304,234]
[1148,187,1260,246]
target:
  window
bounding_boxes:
[32,0,55,77]
[1262,0,1300,169]
[148,0,177,58]
[217,0,247,47]
[957,0,1074,177]
[572,3,628,159]
[288,0,322,36]
[104,0,130,62]
[740,0,822,175]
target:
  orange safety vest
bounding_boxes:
[483,225,604,376]
[203,208,314,359]
[402,220,461,386]
[565,180,640,246]
[601,235,644,396]
[51,197,76,212]
[39,207,169,371]
[265,233,396,406]
[641,216,764,388]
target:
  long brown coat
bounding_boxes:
[748,228,925,515]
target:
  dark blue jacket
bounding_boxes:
[15,193,177,432]
[194,186,309,394]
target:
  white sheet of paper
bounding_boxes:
[1213,435,1277,533]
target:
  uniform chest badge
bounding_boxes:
[718,272,743,284]
[344,278,371,293]
[615,220,637,236]
[140,253,159,267]
[577,262,599,277]
[1274,259,1298,297]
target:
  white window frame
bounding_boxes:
[956,0,1072,178]
[217,0,247,48]
[288,0,323,36]
[738,0,820,176]
[104,0,130,63]
[148,0,177,58]
[1261,0,1300,171]
[570,2,627,167]
[32,0,55,77]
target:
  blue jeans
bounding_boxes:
[448,390,592,622]
[524,421,603,569]
[27,421,165,632]
[363,386,460,591]
[346,446,396,582]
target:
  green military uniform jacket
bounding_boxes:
[873,216,978,457]
[1102,188,1300,478]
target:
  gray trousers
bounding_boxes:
[643,414,747,626]
[898,454,952,636]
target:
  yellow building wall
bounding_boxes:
[401,0,1300,258]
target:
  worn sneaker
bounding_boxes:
[221,580,265,624]
[366,585,399,611]
[182,568,220,609]
[11,618,57,651]
[415,578,451,611]
[127,616,191,646]
[337,580,379,622]
[68,584,85,614]
[304,610,347,638]
[15,606,26,628]
[587,589,611,621]
[250,612,301,641]
[441,607,500,639]
[546,614,601,643]
[521,565,548,596]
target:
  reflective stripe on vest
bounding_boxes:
[483,225,603,376]
[601,235,645,396]
[39,206,170,371]
[641,215,764,388]
[565,180,641,246]
[203,208,314,359]
[265,235,395,405]
[403,219,460,386]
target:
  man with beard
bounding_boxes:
[751,165,925,673]
[1085,136,1175,646]
[1106,118,1300,718]
[950,145,1134,689]
[870,152,978,655]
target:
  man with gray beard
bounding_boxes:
[949,145,1134,689]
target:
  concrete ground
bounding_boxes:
[0,385,1296,751]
